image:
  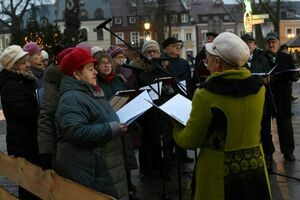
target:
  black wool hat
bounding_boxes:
[162,37,183,49]
[206,32,218,38]
[266,32,279,41]
[241,33,254,42]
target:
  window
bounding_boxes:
[129,0,137,7]
[171,33,179,39]
[226,28,234,33]
[116,32,124,44]
[130,32,140,47]
[97,29,104,40]
[95,8,104,19]
[141,16,149,22]
[296,28,300,36]
[186,33,192,41]
[170,14,177,23]
[240,30,246,37]
[81,28,88,41]
[286,10,296,19]
[114,17,122,25]
[144,0,157,3]
[224,15,230,21]
[181,13,189,23]
[213,16,219,21]
[129,16,136,24]
[287,28,292,35]
[79,9,88,20]
[201,30,208,41]
[201,16,208,21]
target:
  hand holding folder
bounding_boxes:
[116,91,153,125]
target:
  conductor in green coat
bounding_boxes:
[173,32,271,200]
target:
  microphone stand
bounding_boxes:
[100,22,185,200]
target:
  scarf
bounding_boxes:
[103,72,116,83]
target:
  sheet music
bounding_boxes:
[178,80,187,95]
[146,94,192,126]
[251,64,278,76]
[116,91,153,125]
[139,82,162,100]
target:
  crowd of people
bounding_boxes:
[0,30,298,200]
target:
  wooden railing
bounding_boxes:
[0,152,115,200]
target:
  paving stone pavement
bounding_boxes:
[1,82,300,199]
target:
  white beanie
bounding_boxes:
[142,40,160,54]
[91,46,104,56]
[41,50,49,60]
[205,32,250,67]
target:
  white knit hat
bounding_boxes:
[0,45,29,71]
[41,50,49,60]
[205,32,250,67]
[91,46,104,56]
[142,40,160,54]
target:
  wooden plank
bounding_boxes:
[0,187,18,200]
[0,153,115,200]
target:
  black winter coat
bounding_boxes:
[267,51,296,117]
[0,69,39,156]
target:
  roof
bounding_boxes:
[54,0,111,21]
[285,34,300,47]
[109,0,188,27]
[189,0,233,23]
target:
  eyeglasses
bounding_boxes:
[168,44,183,49]
[144,49,160,54]
[100,63,112,67]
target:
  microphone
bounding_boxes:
[94,18,112,31]
[121,64,145,73]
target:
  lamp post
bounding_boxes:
[144,22,151,41]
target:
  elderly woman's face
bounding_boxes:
[75,62,98,85]
[98,57,112,76]
[15,55,30,72]
[113,53,126,65]
[29,51,43,67]
[206,52,220,73]
[143,48,160,59]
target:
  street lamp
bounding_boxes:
[144,22,150,30]
[144,22,151,41]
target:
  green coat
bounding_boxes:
[55,76,128,200]
[173,68,271,200]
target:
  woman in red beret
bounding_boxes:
[54,48,129,199]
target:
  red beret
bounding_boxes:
[59,48,98,76]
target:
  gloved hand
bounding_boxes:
[39,154,53,170]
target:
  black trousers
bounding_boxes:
[261,114,275,156]
[276,117,295,154]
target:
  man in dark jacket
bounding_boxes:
[163,37,193,163]
[241,33,275,170]
[265,32,297,161]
